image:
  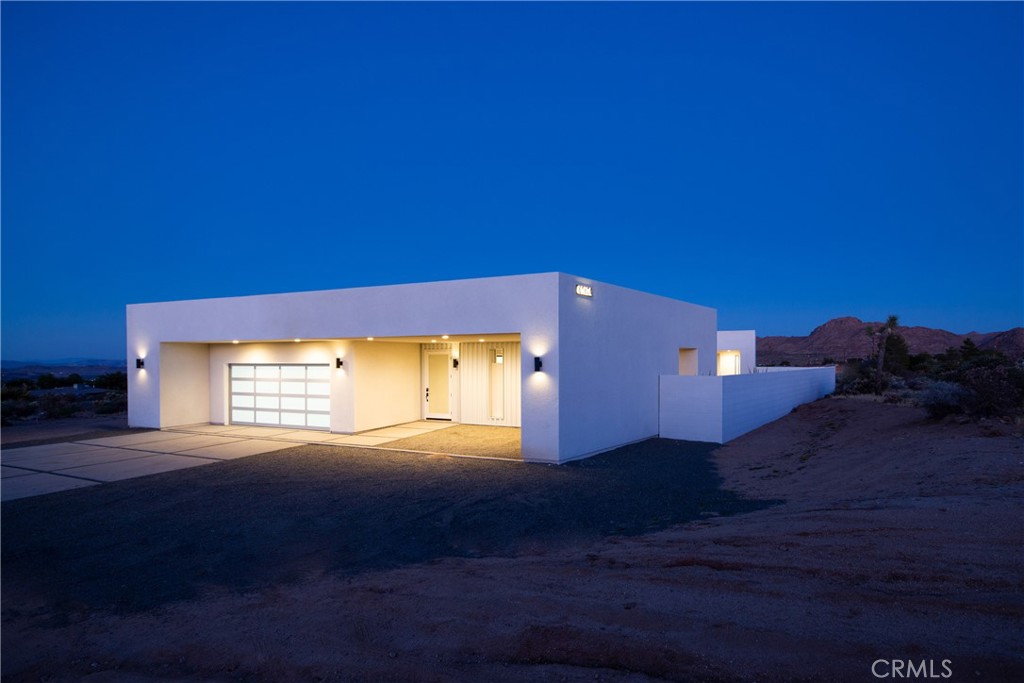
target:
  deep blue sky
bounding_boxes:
[3,2,1021,360]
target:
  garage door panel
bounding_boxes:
[307,397,329,412]
[281,396,305,411]
[230,364,329,431]
[256,366,280,379]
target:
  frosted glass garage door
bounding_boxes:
[229,364,330,430]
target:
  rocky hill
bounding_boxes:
[758,317,1024,366]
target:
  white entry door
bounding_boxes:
[422,350,452,420]
[229,364,330,430]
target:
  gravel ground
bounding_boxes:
[382,423,522,459]
[2,398,1021,683]
[1,438,762,615]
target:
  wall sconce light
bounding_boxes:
[136,358,145,369]
[336,358,344,369]
[453,358,459,369]
[534,357,543,372]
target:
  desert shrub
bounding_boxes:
[959,365,1024,417]
[95,393,128,414]
[37,394,77,419]
[835,359,881,395]
[1,381,32,401]
[1,399,35,424]
[919,381,968,419]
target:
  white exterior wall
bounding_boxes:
[160,343,211,428]
[557,274,717,461]
[717,330,757,374]
[659,366,836,444]
[352,341,420,432]
[129,273,561,462]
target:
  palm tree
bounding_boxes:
[868,315,899,394]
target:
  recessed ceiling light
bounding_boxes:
[232,340,239,344]
[479,338,485,342]
[294,338,301,343]
[441,335,449,340]
[431,339,437,343]
[367,337,374,341]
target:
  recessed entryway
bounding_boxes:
[422,350,453,420]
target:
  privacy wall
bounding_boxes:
[659,366,836,443]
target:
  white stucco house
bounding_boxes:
[127,273,834,464]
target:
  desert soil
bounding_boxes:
[2,397,1022,682]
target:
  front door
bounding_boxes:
[423,350,452,420]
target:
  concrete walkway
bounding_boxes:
[0,421,455,502]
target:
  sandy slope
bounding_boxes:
[3,397,1022,682]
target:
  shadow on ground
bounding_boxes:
[1,438,777,616]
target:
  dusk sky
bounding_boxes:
[2,2,1021,361]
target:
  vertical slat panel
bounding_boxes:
[458,342,520,427]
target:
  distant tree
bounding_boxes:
[36,372,59,390]
[67,373,84,385]
[908,352,935,374]
[960,338,980,360]
[93,372,128,391]
[883,333,910,375]
[2,378,36,391]
[867,315,899,394]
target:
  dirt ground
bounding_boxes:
[2,397,1022,682]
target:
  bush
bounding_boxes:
[95,393,127,414]
[919,381,968,419]
[835,359,884,395]
[960,365,1024,417]
[37,394,77,420]
[1,399,35,424]
[93,372,128,391]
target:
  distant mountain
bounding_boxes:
[1,358,125,368]
[0,360,127,381]
[758,317,1024,365]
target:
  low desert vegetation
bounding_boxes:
[0,371,127,425]
[836,329,1024,421]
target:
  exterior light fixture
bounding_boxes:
[575,283,593,297]
[336,358,344,369]
[453,358,459,369]
[534,357,543,372]
[478,338,485,342]
[367,337,374,341]
[441,335,449,340]
[293,338,301,343]
[136,358,145,369]
[232,340,240,344]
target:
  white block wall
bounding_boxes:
[657,376,724,443]
[660,366,836,443]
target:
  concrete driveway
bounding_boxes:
[0,421,458,502]
[0,431,299,502]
